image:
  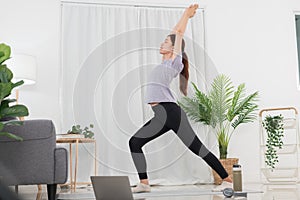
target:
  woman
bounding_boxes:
[129,4,232,193]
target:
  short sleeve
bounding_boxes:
[171,54,184,73]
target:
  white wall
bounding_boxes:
[2,0,300,183]
[0,0,61,129]
[203,0,300,183]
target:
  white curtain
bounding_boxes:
[61,2,218,185]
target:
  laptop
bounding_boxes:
[91,176,145,200]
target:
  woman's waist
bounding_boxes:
[145,89,176,105]
[149,102,178,107]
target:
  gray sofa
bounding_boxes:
[0,120,68,200]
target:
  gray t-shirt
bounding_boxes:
[145,54,184,104]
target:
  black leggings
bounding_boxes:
[129,102,228,180]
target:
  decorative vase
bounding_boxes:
[212,158,239,185]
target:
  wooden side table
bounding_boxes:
[56,137,97,191]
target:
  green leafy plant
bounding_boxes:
[0,43,29,141]
[67,124,95,139]
[262,114,284,169]
[178,74,259,159]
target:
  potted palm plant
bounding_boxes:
[178,74,259,184]
[0,43,29,141]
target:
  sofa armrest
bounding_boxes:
[0,120,56,185]
[54,147,68,184]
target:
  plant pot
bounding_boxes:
[212,158,239,185]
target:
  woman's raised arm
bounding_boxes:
[171,4,199,60]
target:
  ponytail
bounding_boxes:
[180,52,189,96]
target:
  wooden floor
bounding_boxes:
[13,183,300,200]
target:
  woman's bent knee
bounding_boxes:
[129,137,143,153]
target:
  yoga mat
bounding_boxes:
[58,189,263,199]
[134,189,262,198]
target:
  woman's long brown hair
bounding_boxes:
[168,34,189,96]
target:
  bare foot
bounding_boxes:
[140,179,149,185]
[223,176,233,183]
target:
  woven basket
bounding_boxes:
[212,158,239,185]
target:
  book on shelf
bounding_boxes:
[56,133,85,139]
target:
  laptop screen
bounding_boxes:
[91,176,134,200]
